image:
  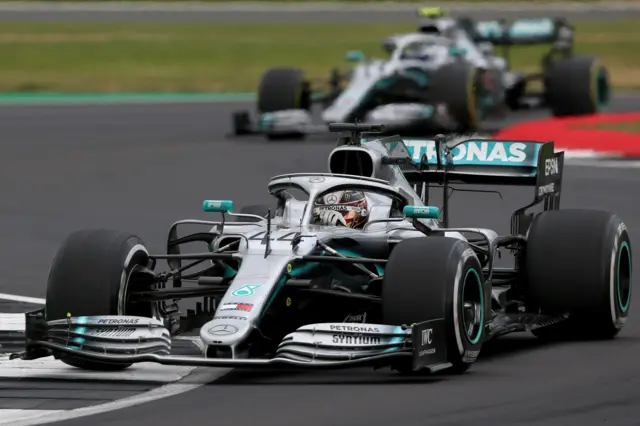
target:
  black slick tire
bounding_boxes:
[45,229,151,370]
[545,56,610,117]
[257,68,310,114]
[526,210,632,340]
[429,62,480,132]
[382,237,486,374]
[256,68,310,141]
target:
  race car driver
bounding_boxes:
[313,190,370,229]
[309,190,372,294]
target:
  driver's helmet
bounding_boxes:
[314,190,369,229]
[401,42,434,61]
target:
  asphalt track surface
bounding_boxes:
[1,94,640,425]
[2,1,640,22]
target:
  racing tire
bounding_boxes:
[257,68,311,141]
[525,210,632,340]
[231,110,252,136]
[545,56,610,117]
[257,68,311,114]
[382,237,486,374]
[429,62,482,132]
[45,229,151,370]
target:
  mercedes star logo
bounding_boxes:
[208,324,238,336]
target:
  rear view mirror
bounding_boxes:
[203,200,234,213]
[448,46,468,56]
[345,50,365,62]
[403,205,440,219]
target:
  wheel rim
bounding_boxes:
[471,70,495,124]
[461,268,484,345]
[467,72,479,126]
[617,241,632,313]
[593,66,610,111]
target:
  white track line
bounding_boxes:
[0,293,45,305]
[0,309,226,426]
[0,294,223,426]
[0,313,25,332]
[0,411,61,426]
[0,356,196,383]
[1,366,230,426]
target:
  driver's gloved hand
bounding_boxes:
[318,210,347,226]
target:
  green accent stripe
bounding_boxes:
[0,92,256,105]
[463,268,484,345]
[617,241,631,313]
[0,91,328,106]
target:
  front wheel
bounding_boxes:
[257,67,310,113]
[382,237,487,374]
[46,229,153,370]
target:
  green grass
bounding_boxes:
[576,122,640,133]
[0,0,622,2]
[0,20,638,93]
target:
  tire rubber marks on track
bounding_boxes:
[0,294,229,426]
[0,293,45,305]
[0,356,195,383]
[0,379,223,426]
[0,365,231,426]
[0,352,230,426]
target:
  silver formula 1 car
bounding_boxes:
[231,8,610,141]
[17,123,631,375]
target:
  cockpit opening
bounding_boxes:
[419,24,441,35]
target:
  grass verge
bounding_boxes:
[0,20,638,93]
[574,122,640,133]
[0,0,623,2]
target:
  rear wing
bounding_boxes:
[375,136,564,230]
[336,123,562,234]
[461,18,574,46]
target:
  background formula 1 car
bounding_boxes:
[233,32,501,140]
[232,8,610,141]
[16,123,631,376]
[413,7,610,115]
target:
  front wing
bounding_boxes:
[16,310,450,372]
[231,109,326,139]
[230,105,459,140]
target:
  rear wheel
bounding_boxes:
[46,229,153,370]
[545,56,610,117]
[526,210,632,340]
[382,237,486,374]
